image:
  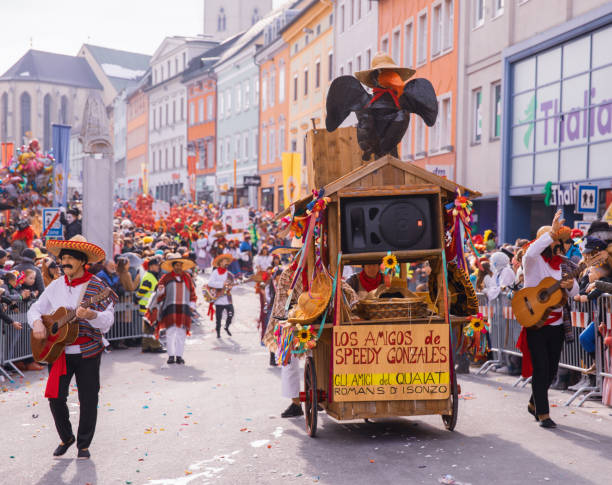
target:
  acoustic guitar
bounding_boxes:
[31,288,111,364]
[511,256,601,328]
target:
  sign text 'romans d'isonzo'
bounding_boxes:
[332,324,450,402]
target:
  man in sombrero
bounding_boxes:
[155,253,197,364]
[208,253,235,338]
[28,235,117,459]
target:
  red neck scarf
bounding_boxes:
[541,254,563,271]
[217,267,227,275]
[64,270,92,288]
[359,271,382,292]
[368,87,401,108]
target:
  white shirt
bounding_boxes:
[484,266,515,301]
[208,269,230,306]
[27,276,115,353]
[523,232,578,325]
[254,254,273,271]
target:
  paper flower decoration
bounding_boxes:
[382,252,399,274]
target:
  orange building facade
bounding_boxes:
[378,0,458,180]
[126,84,149,198]
[186,76,216,202]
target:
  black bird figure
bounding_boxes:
[325,53,438,161]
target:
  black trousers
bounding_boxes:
[526,325,564,417]
[48,353,101,450]
[215,304,234,333]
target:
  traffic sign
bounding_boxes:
[576,185,598,213]
[42,208,63,238]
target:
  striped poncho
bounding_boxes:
[156,271,197,334]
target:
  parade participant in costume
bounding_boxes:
[28,235,117,459]
[60,207,83,240]
[136,257,165,353]
[156,254,197,364]
[12,218,35,253]
[516,210,578,428]
[346,263,383,298]
[208,253,235,338]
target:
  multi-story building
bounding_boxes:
[255,7,300,212]
[146,36,217,202]
[284,0,334,197]
[0,50,102,151]
[183,36,241,203]
[332,0,379,127]
[203,0,274,41]
[215,11,284,207]
[126,73,151,198]
[378,0,458,180]
[456,0,612,241]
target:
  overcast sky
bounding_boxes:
[0,0,287,75]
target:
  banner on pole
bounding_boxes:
[1,142,14,168]
[52,124,71,207]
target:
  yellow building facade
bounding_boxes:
[283,0,334,189]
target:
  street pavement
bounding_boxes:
[1,276,612,485]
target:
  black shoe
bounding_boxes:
[539,418,557,428]
[217,333,221,338]
[527,404,538,421]
[225,326,232,336]
[77,448,90,459]
[281,403,304,418]
[53,436,75,457]
[176,357,185,364]
[167,356,175,364]
[269,352,277,367]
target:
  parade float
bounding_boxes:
[273,53,482,436]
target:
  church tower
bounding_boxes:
[203,0,274,41]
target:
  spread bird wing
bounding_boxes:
[399,78,439,127]
[325,76,372,132]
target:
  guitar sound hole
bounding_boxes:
[537,290,549,303]
[51,323,58,334]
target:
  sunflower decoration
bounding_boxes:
[382,251,399,275]
[461,314,490,362]
[293,324,317,352]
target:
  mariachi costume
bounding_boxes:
[27,236,116,456]
[208,253,235,338]
[155,254,197,362]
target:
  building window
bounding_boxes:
[167,60,171,78]
[172,100,176,124]
[492,83,501,139]
[339,65,344,76]
[20,92,31,141]
[165,103,169,125]
[404,21,413,67]
[244,81,251,109]
[236,136,241,162]
[432,4,442,57]
[219,142,224,165]
[328,52,333,81]
[236,84,242,111]
[60,95,69,124]
[401,123,412,161]
[429,103,441,154]
[381,35,389,54]
[279,123,286,154]
[1,92,7,141]
[252,7,260,25]
[218,8,226,31]
[254,77,259,105]
[315,60,321,88]
[441,94,452,149]
[219,93,224,118]
[207,96,213,120]
[207,140,214,168]
[350,0,355,25]
[164,148,168,170]
[43,94,51,152]
[175,58,179,74]
[252,129,258,158]
[366,49,371,69]
[473,88,482,143]
[358,0,362,19]
[226,138,231,164]
[443,0,453,52]
[198,98,204,123]
[158,106,162,128]
[304,69,309,96]
[270,70,276,106]
[172,146,176,168]
[348,61,353,75]
[417,10,428,65]
[181,97,184,120]
[182,52,187,69]
[293,75,298,101]
[494,0,504,17]
[340,5,345,33]
[226,90,231,115]
[356,55,362,72]
[474,0,484,28]
[392,28,401,63]
[270,128,276,162]
[262,76,268,110]
[189,102,195,125]
[261,128,267,164]
[244,133,249,161]
[279,66,286,102]
[415,118,425,156]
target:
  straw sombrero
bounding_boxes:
[47,235,106,264]
[287,273,333,324]
[161,253,196,272]
[213,253,234,267]
[354,52,416,89]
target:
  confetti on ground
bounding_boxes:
[370,459,375,463]
[251,439,269,448]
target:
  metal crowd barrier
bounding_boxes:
[0,292,144,383]
[473,292,612,408]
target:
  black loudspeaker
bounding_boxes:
[340,195,440,253]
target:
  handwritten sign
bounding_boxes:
[332,324,450,401]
